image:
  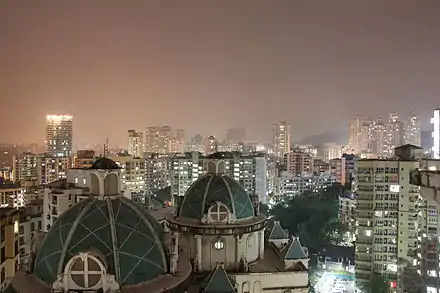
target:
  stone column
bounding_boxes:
[195,235,202,271]
[236,235,240,263]
[259,229,265,259]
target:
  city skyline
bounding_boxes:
[2,1,440,146]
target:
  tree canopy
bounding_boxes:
[269,184,347,253]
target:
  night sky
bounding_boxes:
[1,0,440,146]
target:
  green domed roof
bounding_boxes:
[34,197,167,286]
[178,174,255,220]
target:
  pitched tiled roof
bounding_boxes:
[282,236,308,260]
[202,265,236,293]
[268,221,289,240]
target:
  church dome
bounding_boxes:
[178,172,255,220]
[89,157,120,170]
[34,196,167,286]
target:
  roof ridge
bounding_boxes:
[283,236,308,260]
[202,264,236,293]
[268,221,288,240]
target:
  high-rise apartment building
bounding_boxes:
[127,130,143,157]
[169,130,185,153]
[186,134,204,153]
[204,135,218,155]
[145,125,172,154]
[404,114,421,147]
[348,116,371,154]
[144,152,170,197]
[73,150,96,168]
[0,208,20,291]
[385,113,405,156]
[368,118,387,157]
[13,152,38,183]
[36,155,71,185]
[273,171,336,198]
[354,144,424,293]
[284,151,314,176]
[316,143,342,163]
[45,115,73,157]
[109,155,145,194]
[273,121,291,158]
[431,109,440,159]
[411,159,440,293]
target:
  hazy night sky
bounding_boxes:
[1,0,440,146]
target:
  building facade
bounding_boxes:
[45,115,73,157]
[145,125,172,154]
[0,208,19,291]
[354,145,424,293]
[273,121,291,159]
[127,130,143,157]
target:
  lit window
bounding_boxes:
[390,185,400,193]
[213,238,224,250]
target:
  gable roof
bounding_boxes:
[268,221,289,240]
[202,265,236,293]
[282,236,308,260]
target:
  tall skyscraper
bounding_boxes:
[348,116,372,154]
[45,115,73,157]
[385,113,405,156]
[273,121,291,158]
[127,130,143,157]
[403,114,421,147]
[169,130,185,153]
[145,126,172,154]
[432,109,440,159]
[204,135,218,155]
[354,145,423,293]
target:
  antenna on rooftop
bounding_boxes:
[104,138,109,157]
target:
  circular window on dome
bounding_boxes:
[213,238,225,250]
[68,253,104,289]
[209,202,229,223]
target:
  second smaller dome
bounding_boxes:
[178,173,255,221]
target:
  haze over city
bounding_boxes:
[2,0,440,146]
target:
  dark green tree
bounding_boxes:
[269,183,347,253]
[362,273,392,293]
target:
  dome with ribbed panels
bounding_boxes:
[34,196,167,286]
[178,173,255,220]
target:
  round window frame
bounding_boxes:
[213,238,225,250]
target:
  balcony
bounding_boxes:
[410,169,440,205]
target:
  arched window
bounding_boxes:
[104,173,119,196]
[90,173,100,195]
[208,202,229,223]
[68,254,104,289]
